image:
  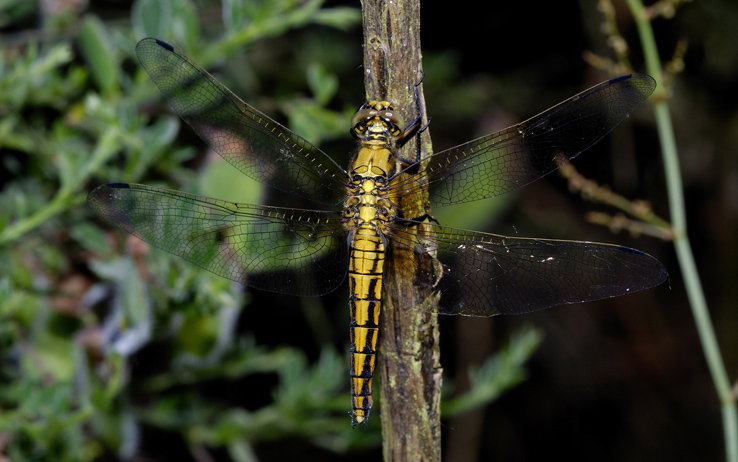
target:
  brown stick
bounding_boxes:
[361,1,442,460]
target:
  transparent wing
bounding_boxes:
[87,183,349,296]
[385,220,667,316]
[136,38,349,205]
[392,74,656,207]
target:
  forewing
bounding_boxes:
[136,38,348,205]
[87,183,349,296]
[395,74,656,207]
[386,221,667,316]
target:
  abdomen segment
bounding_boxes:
[347,227,385,428]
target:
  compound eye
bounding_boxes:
[351,108,377,127]
[378,110,404,131]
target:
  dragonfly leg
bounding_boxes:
[396,71,430,173]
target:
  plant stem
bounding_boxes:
[625,1,737,460]
[0,130,119,246]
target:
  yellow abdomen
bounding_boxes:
[347,224,385,427]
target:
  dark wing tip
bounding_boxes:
[105,182,130,189]
[610,73,657,97]
[606,244,669,292]
[608,74,633,84]
[153,39,174,52]
[135,38,174,56]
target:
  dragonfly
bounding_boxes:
[88,38,667,428]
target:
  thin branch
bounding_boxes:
[360,1,442,460]
[623,1,738,461]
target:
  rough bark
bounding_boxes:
[361,1,442,461]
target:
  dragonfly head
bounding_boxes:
[351,101,405,141]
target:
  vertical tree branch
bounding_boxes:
[361,1,442,460]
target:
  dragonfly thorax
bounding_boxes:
[344,174,395,228]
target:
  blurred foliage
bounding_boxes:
[441,328,543,417]
[0,0,539,460]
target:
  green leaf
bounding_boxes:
[285,100,347,145]
[69,221,114,257]
[432,194,512,232]
[307,63,338,106]
[170,0,200,52]
[198,153,264,206]
[313,6,362,30]
[132,0,172,39]
[78,15,119,94]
